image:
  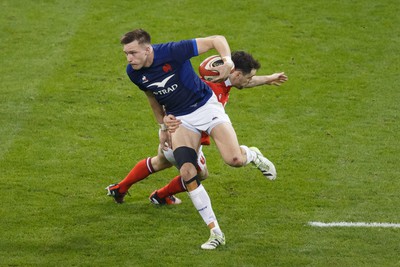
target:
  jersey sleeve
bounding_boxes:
[169,39,198,63]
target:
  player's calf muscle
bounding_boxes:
[225,155,245,167]
[151,155,172,171]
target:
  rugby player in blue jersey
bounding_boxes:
[109,29,277,249]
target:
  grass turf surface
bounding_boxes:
[1,0,399,266]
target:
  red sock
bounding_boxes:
[118,157,154,193]
[157,175,186,198]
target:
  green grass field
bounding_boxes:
[1,0,399,266]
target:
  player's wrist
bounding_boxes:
[222,56,234,67]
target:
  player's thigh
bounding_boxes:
[210,122,243,163]
[171,125,201,150]
[172,126,201,180]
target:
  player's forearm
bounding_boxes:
[145,92,165,124]
[245,73,288,88]
[196,36,231,58]
[212,36,232,59]
[245,75,272,88]
[151,104,166,125]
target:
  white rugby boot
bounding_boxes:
[201,230,226,250]
[249,147,277,180]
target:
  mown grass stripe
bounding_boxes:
[309,221,400,228]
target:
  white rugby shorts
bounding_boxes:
[176,93,231,135]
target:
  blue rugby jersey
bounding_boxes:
[126,39,213,116]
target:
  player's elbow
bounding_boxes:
[197,35,228,54]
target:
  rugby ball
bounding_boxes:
[198,55,224,81]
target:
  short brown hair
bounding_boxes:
[120,28,151,45]
[232,51,261,75]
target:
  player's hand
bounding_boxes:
[210,60,234,83]
[164,114,182,133]
[267,72,288,86]
[159,130,171,151]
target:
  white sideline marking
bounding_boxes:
[309,221,400,228]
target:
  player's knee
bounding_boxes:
[180,162,198,179]
[173,146,198,177]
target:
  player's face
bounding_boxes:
[123,41,151,70]
[232,69,257,89]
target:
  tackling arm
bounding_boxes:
[245,72,288,88]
